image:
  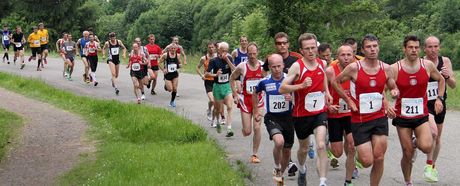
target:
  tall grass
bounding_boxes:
[0,72,244,185]
[0,108,22,160]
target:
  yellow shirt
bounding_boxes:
[329,55,364,66]
[37,29,49,44]
[28,32,41,48]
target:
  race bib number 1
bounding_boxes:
[131,63,141,71]
[269,95,289,113]
[427,82,439,101]
[245,79,260,94]
[305,91,325,112]
[359,92,383,114]
[338,98,350,113]
[218,73,229,83]
[401,98,424,117]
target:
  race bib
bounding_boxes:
[269,95,289,113]
[218,73,229,83]
[305,91,325,112]
[111,47,119,55]
[359,92,383,114]
[401,98,424,117]
[245,79,260,94]
[40,37,46,42]
[427,82,439,101]
[131,63,141,71]
[66,46,74,51]
[33,40,40,45]
[3,35,9,41]
[88,48,96,53]
[167,64,177,72]
[149,54,157,60]
[15,43,22,47]
[338,98,350,113]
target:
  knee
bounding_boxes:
[274,138,284,149]
[242,129,251,136]
[316,141,326,152]
[332,147,343,158]
[253,123,261,132]
[298,146,309,155]
[402,147,414,160]
[373,152,385,165]
[359,155,373,168]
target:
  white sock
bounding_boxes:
[227,125,231,130]
[299,165,306,174]
[320,177,327,185]
[274,164,280,169]
[91,72,97,82]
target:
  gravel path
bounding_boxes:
[0,88,92,186]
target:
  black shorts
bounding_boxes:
[293,112,328,140]
[392,116,429,129]
[40,44,48,51]
[87,55,98,72]
[328,116,352,143]
[351,117,388,146]
[65,56,75,63]
[427,99,447,124]
[31,47,41,57]
[13,44,23,52]
[164,71,179,81]
[204,80,214,93]
[264,113,295,148]
[107,57,120,65]
[130,70,145,79]
[2,43,10,50]
[151,66,159,71]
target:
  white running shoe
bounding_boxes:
[141,94,146,100]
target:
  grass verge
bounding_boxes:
[0,72,244,185]
[446,71,460,110]
[0,108,22,160]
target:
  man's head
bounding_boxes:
[343,38,358,55]
[38,23,44,30]
[62,32,68,39]
[247,42,258,62]
[361,34,380,60]
[3,25,8,31]
[132,43,139,51]
[298,33,318,61]
[403,35,420,61]
[172,36,179,44]
[68,34,73,41]
[134,37,141,45]
[240,36,248,49]
[274,32,290,55]
[32,26,38,33]
[15,26,22,33]
[89,34,95,41]
[217,41,229,58]
[424,36,440,60]
[148,34,156,44]
[82,31,89,38]
[207,41,216,54]
[337,44,354,68]
[318,43,332,63]
[267,53,284,77]
[108,32,116,41]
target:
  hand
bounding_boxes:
[102,55,106,60]
[298,77,312,89]
[284,94,292,101]
[216,69,222,75]
[390,88,399,99]
[126,65,129,69]
[435,99,443,114]
[201,76,206,80]
[386,106,396,119]
[233,93,239,105]
[236,82,243,94]
[328,105,340,113]
[441,66,449,78]
[163,69,167,74]
[326,93,333,105]
[346,99,357,112]
[123,54,127,60]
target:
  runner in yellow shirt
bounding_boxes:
[37,23,49,66]
[27,26,43,71]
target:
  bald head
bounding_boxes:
[267,54,284,78]
[424,36,440,59]
[336,45,353,68]
[424,36,440,47]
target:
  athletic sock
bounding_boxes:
[274,164,280,169]
[90,72,97,82]
[426,160,433,165]
[299,165,306,174]
[37,59,41,68]
[227,125,231,130]
[319,177,327,185]
[171,91,177,102]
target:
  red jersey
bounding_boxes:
[85,42,98,56]
[350,61,387,123]
[328,63,352,118]
[292,58,327,117]
[242,61,264,97]
[145,44,162,67]
[129,53,145,71]
[395,59,429,119]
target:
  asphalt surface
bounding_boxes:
[0,57,459,186]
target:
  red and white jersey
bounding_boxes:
[242,61,264,96]
[85,41,98,56]
[328,63,352,118]
[292,58,327,117]
[395,59,429,119]
[145,44,162,67]
[350,61,387,123]
[129,53,145,71]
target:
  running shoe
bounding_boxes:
[210,120,216,128]
[169,101,176,108]
[288,161,298,177]
[298,171,307,186]
[431,168,439,182]
[151,89,156,95]
[226,129,233,137]
[137,98,141,104]
[28,56,32,62]
[146,80,151,89]
[44,58,47,64]
[352,168,359,179]
[7,61,10,64]
[405,181,413,186]
[141,94,146,100]
[20,64,25,69]
[37,67,41,71]
[115,88,120,95]
[424,164,436,182]
[273,168,284,185]
[220,116,226,125]
[94,81,99,87]
[328,149,339,168]
[250,154,261,163]
[355,154,364,169]
[206,109,212,121]
[308,143,315,159]
[344,182,354,186]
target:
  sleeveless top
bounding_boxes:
[108,40,120,60]
[165,52,179,74]
[328,63,351,118]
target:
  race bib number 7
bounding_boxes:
[305,91,325,112]
[359,92,383,114]
[427,82,439,101]
[269,95,289,113]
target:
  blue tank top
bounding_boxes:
[233,48,248,66]
[2,30,10,45]
[79,37,90,56]
[255,74,292,115]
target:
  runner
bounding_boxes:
[279,33,330,186]
[230,42,264,163]
[253,53,293,185]
[330,38,364,66]
[390,35,445,186]
[325,44,356,186]
[318,43,333,65]
[159,43,181,107]
[2,25,12,64]
[102,32,127,95]
[133,37,149,95]
[331,34,399,186]
[27,26,42,71]
[145,34,162,95]
[37,23,49,67]
[127,43,148,104]
[56,32,69,77]
[83,33,101,86]
[196,41,218,122]
[422,35,457,182]
[76,31,91,83]
[61,34,77,80]
[11,26,26,69]
[164,36,187,65]
[231,35,249,66]
[205,41,235,137]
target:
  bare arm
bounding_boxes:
[196,56,206,79]
[55,39,61,52]
[119,40,127,59]
[230,64,243,96]
[159,54,167,72]
[279,63,302,94]
[332,63,358,111]
[441,57,456,88]
[102,41,109,57]
[426,61,446,98]
[76,39,81,56]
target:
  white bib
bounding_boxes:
[245,79,260,94]
[305,91,325,112]
[33,40,40,45]
[167,64,177,72]
[149,54,157,60]
[131,63,141,71]
[88,47,96,53]
[40,37,47,42]
[3,35,9,41]
[427,81,439,101]
[66,46,74,51]
[338,98,350,113]
[359,92,383,114]
[15,43,22,47]
[401,98,424,117]
[218,73,229,83]
[269,95,289,113]
[111,47,119,55]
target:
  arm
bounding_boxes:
[224,54,236,71]
[159,54,167,73]
[180,46,187,64]
[440,57,456,89]
[383,63,399,97]
[230,64,243,97]
[332,63,358,111]
[279,63,304,94]
[75,39,81,56]
[119,40,127,59]
[205,59,218,78]
[102,41,108,58]
[196,56,206,80]
[426,61,446,114]
[324,66,332,105]
[55,39,61,52]
[325,67,339,112]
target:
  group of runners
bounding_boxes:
[1,24,457,186]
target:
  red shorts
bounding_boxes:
[237,94,263,113]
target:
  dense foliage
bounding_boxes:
[1,0,459,68]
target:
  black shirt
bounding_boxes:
[12,32,24,43]
[207,54,233,84]
[263,54,299,73]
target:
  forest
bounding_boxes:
[1,0,459,68]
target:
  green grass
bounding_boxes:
[0,108,23,160]
[0,72,244,185]
[446,70,460,110]
[181,53,202,74]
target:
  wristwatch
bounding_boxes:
[437,96,445,101]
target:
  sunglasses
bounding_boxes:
[275,41,288,46]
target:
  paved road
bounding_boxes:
[1,58,459,185]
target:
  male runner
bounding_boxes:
[159,43,182,107]
[325,44,356,186]
[84,34,101,86]
[391,35,445,186]
[422,35,457,182]
[37,23,49,66]
[61,34,77,80]
[279,33,330,186]
[231,35,249,66]
[205,41,235,137]
[145,34,162,95]
[11,26,26,68]
[76,31,91,83]
[253,53,294,185]
[196,41,218,121]
[318,43,333,65]
[330,38,364,66]
[102,32,127,95]
[230,42,265,163]
[2,25,11,64]
[331,34,399,186]
[56,32,69,75]
[164,36,186,65]
[27,26,42,71]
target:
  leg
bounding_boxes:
[426,114,438,164]
[108,62,117,87]
[223,94,233,129]
[152,70,158,90]
[397,126,415,183]
[432,124,443,164]
[314,125,328,178]
[370,135,387,186]
[131,77,140,99]
[344,132,356,181]
[272,134,285,168]
[252,108,262,156]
